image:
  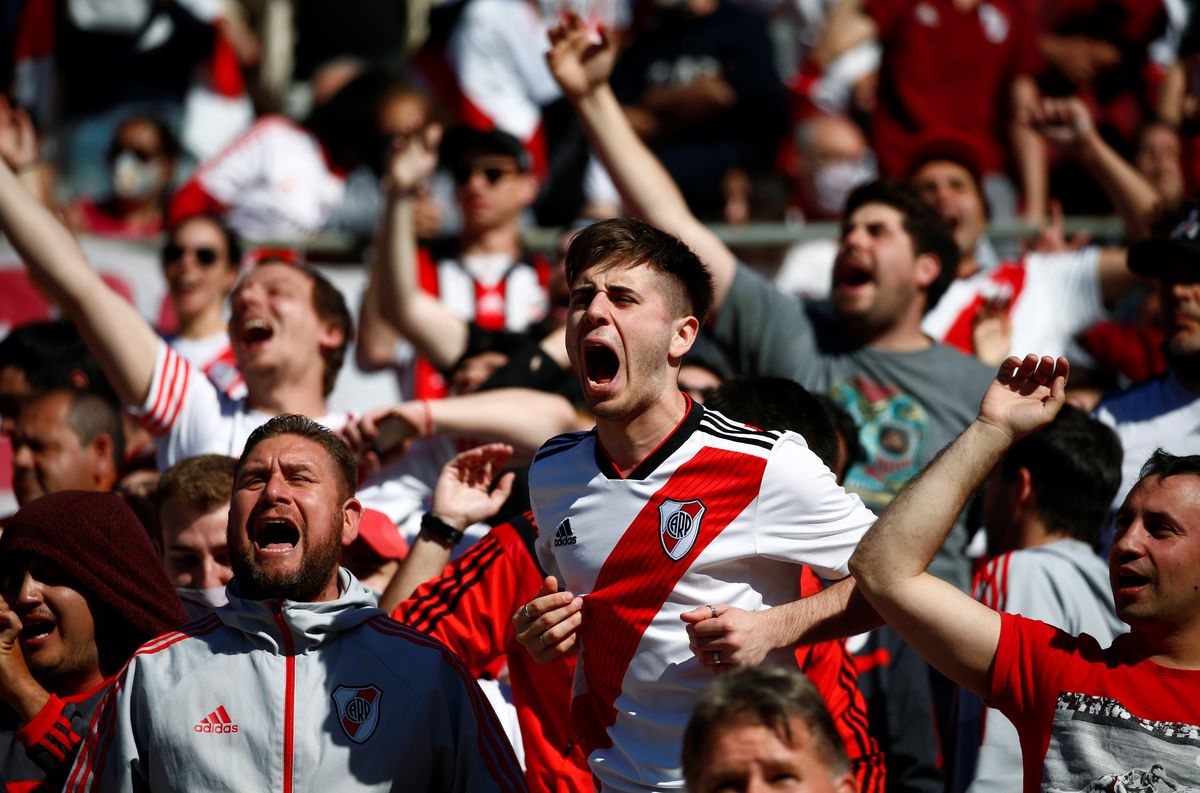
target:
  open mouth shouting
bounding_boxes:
[240,318,276,350]
[833,256,873,293]
[582,339,621,392]
[250,515,301,560]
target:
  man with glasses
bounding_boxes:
[360,124,550,400]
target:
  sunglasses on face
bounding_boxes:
[162,243,221,267]
[451,164,518,186]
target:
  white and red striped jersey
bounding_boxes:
[920,248,1104,361]
[529,401,876,792]
[409,246,550,399]
[136,341,347,470]
[166,331,247,400]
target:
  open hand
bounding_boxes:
[978,355,1069,442]
[429,443,516,530]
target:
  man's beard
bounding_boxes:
[231,511,344,602]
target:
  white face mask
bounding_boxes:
[177,586,229,618]
[111,150,166,200]
[812,156,877,217]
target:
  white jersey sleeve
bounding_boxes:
[1023,247,1104,332]
[136,341,223,470]
[753,432,876,579]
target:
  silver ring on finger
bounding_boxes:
[711,650,722,665]
[707,604,717,619]
[539,631,549,648]
[523,603,534,621]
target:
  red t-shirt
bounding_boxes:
[867,0,1040,177]
[989,612,1200,793]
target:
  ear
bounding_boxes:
[1014,466,1035,510]
[516,172,538,208]
[90,433,118,487]
[340,497,363,546]
[668,315,700,365]
[317,319,346,355]
[914,251,942,291]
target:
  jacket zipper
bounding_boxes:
[272,602,296,793]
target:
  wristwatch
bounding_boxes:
[420,512,465,546]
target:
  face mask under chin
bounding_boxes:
[176,585,229,618]
[111,151,166,201]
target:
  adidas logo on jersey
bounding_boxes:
[553,518,577,547]
[194,705,239,734]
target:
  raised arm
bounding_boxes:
[546,15,739,312]
[849,354,1069,697]
[0,162,159,406]
[1032,97,1160,244]
[370,123,471,372]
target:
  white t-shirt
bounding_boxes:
[194,116,345,241]
[921,248,1104,361]
[529,403,875,792]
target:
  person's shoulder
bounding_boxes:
[695,407,785,457]
[120,613,229,678]
[1094,370,1188,424]
[354,615,478,678]
[531,429,595,467]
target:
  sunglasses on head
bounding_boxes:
[451,164,517,186]
[162,243,221,267]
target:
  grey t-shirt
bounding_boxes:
[713,263,994,588]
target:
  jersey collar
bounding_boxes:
[594,394,703,481]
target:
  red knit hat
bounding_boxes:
[0,491,189,673]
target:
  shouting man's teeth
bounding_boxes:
[243,319,273,344]
[584,345,619,386]
[255,519,299,553]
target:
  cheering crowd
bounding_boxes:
[1,0,1199,791]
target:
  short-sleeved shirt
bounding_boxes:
[137,341,347,470]
[989,613,1200,793]
[529,400,876,791]
[921,249,1105,362]
[713,262,993,588]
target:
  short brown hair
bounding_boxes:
[564,218,714,325]
[682,666,848,788]
[237,415,357,499]
[156,454,237,516]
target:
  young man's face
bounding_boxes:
[2,555,104,695]
[453,150,536,234]
[910,160,985,263]
[832,203,934,338]
[162,216,239,326]
[692,718,857,793]
[160,495,233,590]
[566,262,696,420]
[228,264,341,391]
[1110,473,1200,637]
[228,433,361,602]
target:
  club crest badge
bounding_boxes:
[659,498,706,561]
[332,685,382,743]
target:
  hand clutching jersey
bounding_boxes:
[529,401,877,792]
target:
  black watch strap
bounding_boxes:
[421,512,465,546]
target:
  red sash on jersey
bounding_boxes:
[572,447,767,759]
[943,263,1027,355]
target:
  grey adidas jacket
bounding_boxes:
[65,569,525,792]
